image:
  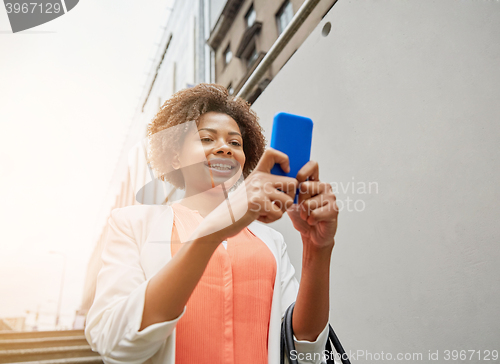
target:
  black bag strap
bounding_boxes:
[280,302,351,364]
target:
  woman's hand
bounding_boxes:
[199,148,299,241]
[245,148,300,223]
[287,161,339,249]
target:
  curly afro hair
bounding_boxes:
[147,83,266,189]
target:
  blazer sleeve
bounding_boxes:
[278,230,330,364]
[85,207,185,364]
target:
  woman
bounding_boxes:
[85,84,339,364]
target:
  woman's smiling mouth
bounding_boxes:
[205,158,238,176]
[209,163,233,170]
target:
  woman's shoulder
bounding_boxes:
[110,204,170,220]
[109,204,172,234]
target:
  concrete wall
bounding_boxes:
[252,0,500,361]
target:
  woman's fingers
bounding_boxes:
[299,194,329,221]
[247,182,292,218]
[254,148,290,174]
[267,189,295,213]
[245,149,311,224]
[246,173,297,200]
[302,202,339,225]
[254,190,294,222]
[296,160,319,183]
[266,176,299,200]
[257,198,284,223]
[298,187,338,223]
[297,181,331,204]
[266,176,298,200]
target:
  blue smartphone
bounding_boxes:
[270,112,313,203]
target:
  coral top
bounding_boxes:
[170,203,277,364]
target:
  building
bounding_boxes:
[208,0,336,103]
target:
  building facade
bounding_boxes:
[209,0,337,103]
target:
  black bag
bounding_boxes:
[280,302,351,364]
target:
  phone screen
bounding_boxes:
[270,112,313,202]
[271,112,313,178]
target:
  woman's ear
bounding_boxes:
[171,154,180,170]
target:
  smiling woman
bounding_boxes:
[171,112,247,200]
[85,83,339,364]
[147,84,265,192]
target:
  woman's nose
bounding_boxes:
[214,141,232,155]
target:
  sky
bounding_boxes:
[0,0,174,330]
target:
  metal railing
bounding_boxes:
[237,0,336,100]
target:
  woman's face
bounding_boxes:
[175,111,246,194]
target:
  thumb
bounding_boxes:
[254,148,290,174]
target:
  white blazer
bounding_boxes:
[85,205,329,364]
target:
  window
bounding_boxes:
[246,45,258,69]
[276,1,293,35]
[245,5,256,28]
[224,44,232,67]
[227,83,234,95]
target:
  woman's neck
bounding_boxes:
[179,185,227,218]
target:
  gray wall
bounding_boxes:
[252,0,500,362]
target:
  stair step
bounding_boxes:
[0,346,98,364]
[0,337,88,350]
[3,356,103,364]
[0,332,84,341]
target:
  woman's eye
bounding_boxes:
[200,137,212,142]
[230,141,242,146]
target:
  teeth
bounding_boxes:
[209,163,232,170]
